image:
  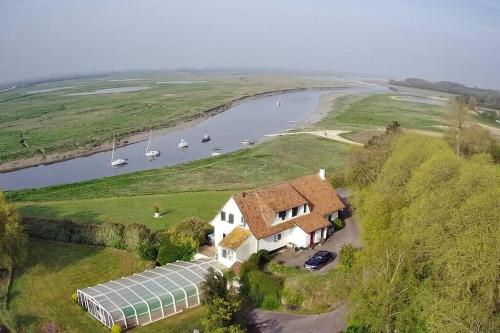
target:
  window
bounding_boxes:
[222,249,234,260]
[303,204,307,213]
[292,207,298,217]
[278,211,286,220]
[222,233,226,238]
[240,216,246,227]
[228,214,234,224]
[273,233,282,242]
[221,211,226,221]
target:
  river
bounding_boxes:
[0,86,384,190]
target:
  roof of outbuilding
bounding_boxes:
[218,227,252,250]
[232,173,345,239]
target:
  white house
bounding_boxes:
[210,169,346,268]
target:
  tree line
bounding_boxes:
[345,129,499,332]
[389,78,500,110]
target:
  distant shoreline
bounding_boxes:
[0,86,346,173]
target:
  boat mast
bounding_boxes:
[146,132,152,154]
[111,136,115,163]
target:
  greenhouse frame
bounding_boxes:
[77,257,226,329]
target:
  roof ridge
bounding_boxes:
[236,173,319,195]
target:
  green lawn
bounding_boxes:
[8,134,350,203]
[8,239,205,333]
[15,191,232,230]
[0,72,336,162]
[317,93,450,131]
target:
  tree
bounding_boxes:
[0,191,27,272]
[202,297,243,333]
[348,134,500,333]
[202,267,228,304]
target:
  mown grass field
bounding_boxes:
[15,191,232,230]
[0,72,335,162]
[8,134,350,203]
[9,239,205,333]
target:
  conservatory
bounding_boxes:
[77,257,226,329]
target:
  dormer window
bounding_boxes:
[278,211,286,220]
[292,207,298,217]
[303,204,307,213]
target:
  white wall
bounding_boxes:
[236,235,257,262]
[288,226,309,248]
[212,197,248,246]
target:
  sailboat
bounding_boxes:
[110,136,127,166]
[144,132,161,159]
[201,134,211,142]
[178,138,188,148]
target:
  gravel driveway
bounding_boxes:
[272,216,361,273]
[246,304,349,333]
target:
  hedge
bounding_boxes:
[22,217,157,259]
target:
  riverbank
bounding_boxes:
[0,86,346,173]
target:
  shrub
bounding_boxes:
[111,323,122,333]
[239,250,269,278]
[333,218,345,231]
[339,244,359,270]
[244,271,282,310]
[0,309,20,332]
[71,292,78,303]
[173,217,209,245]
[282,288,304,310]
[156,233,198,265]
[95,223,124,249]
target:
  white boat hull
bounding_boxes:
[145,150,161,158]
[111,158,127,166]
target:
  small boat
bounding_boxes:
[144,132,161,159]
[178,139,188,148]
[241,139,255,145]
[276,100,282,107]
[211,151,221,157]
[291,120,295,124]
[110,135,127,166]
[201,134,211,142]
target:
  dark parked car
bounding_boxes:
[303,251,334,270]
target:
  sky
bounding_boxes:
[1,0,500,89]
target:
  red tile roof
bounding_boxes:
[232,173,345,239]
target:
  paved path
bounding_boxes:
[247,304,349,333]
[273,217,361,273]
[265,130,363,146]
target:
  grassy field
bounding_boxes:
[8,239,205,333]
[0,72,336,162]
[8,134,350,203]
[317,93,450,131]
[15,191,232,230]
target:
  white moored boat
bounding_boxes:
[144,132,161,159]
[178,139,188,148]
[110,135,127,166]
[201,134,211,142]
[241,139,255,145]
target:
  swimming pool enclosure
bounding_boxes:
[77,257,226,329]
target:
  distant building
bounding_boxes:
[211,169,345,268]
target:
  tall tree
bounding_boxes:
[0,191,27,272]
